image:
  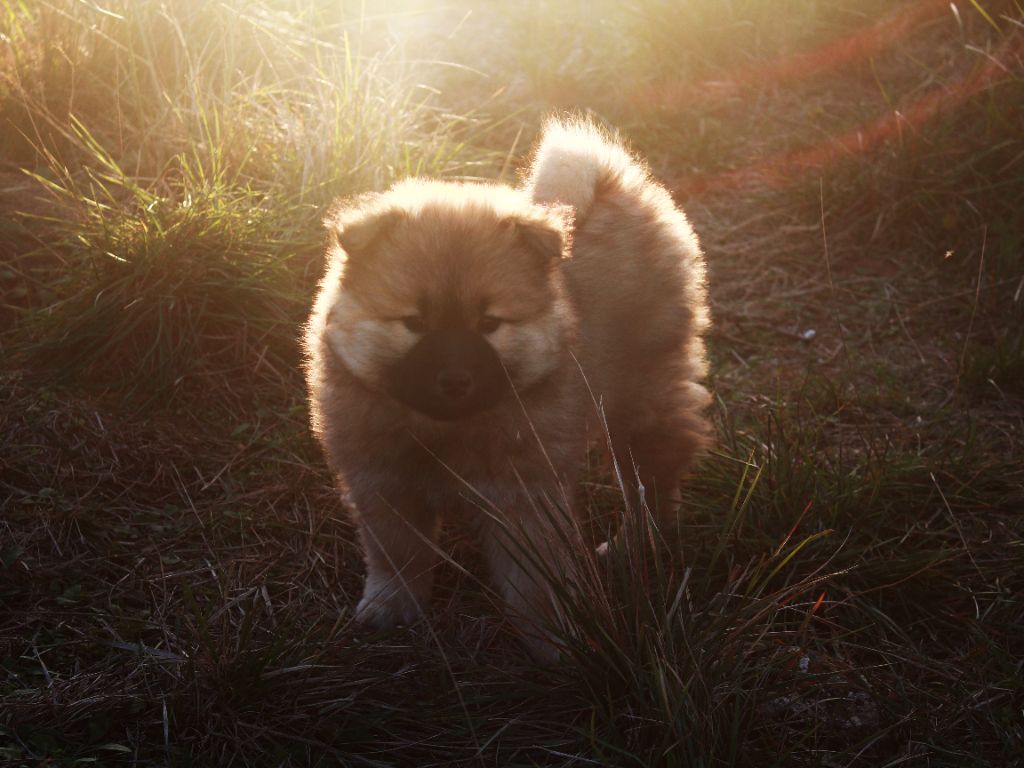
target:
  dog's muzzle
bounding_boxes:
[389,329,508,420]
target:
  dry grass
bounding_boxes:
[2,0,1022,765]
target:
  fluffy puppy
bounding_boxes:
[304,120,711,655]
[304,180,583,653]
[526,118,712,522]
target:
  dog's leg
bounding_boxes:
[600,406,709,554]
[613,433,686,513]
[353,497,441,628]
[480,495,575,663]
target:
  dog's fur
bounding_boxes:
[527,119,711,516]
[304,119,710,656]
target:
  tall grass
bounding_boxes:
[2,0,472,401]
[551,473,840,766]
[1,0,465,188]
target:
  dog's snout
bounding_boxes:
[437,369,474,399]
[389,328,507,420]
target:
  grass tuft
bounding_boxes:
[18,140,307,400]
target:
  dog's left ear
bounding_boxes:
[514,204,574,262]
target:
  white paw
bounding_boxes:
[354,578,426,628]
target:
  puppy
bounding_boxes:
[304,180,584,654]
[304,119,710,656]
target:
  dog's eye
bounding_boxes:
[400,315,427,334]
[479,315,504,334]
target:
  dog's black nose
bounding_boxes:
[437,369,474,400]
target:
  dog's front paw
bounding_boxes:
[354,577,427,628]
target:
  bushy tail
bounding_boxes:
[525,117,649,216]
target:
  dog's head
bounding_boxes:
[320,180,574,421]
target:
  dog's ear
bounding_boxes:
[325,195,404,259]
[513,204,574,262]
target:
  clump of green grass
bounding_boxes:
[19,136,306,400]
[547,473,841,766]
[0,0,468,192]
[2,0,476,403]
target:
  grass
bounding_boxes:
[2,0,1023,765]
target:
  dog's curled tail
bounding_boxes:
[526,118,649,216]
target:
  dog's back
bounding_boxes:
[525,117,712,512]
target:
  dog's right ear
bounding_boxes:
[325,195,404,259]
